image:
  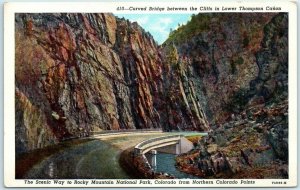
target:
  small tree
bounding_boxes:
[165,43,179,66]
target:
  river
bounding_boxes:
[156,153,198,179]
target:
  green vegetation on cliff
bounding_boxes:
[165,14,212,45]
[165,43,179,66]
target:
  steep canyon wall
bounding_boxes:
[15,13,287,155]
[15,13,209,153]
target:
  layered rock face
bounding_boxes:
[160,44,210,131]
[165,13,281,124]
[174,13,289,179]
[15,13,209,154]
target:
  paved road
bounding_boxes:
[25,139,129,179]
[24,131,206,179]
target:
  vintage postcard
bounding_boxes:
[4,1,297,188]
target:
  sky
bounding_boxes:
[115,14,192,44]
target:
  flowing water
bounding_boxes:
[155,153,198,179]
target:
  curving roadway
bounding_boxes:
[24,131,205,179]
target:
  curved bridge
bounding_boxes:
[134,135,183,155]
[133,135,194,170]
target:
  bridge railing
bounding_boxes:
[134,135,182,155]
[91,128,162,135]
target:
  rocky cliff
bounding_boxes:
[164,13,285,124]
[15,12,288,172]
[15,13,209,154]
[173,13,289,179]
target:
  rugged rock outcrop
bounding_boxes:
[165,13,280,124]
[176,101,288,179]
[15,13,209,154]
[159,43,210,131]
[174,13,288,179]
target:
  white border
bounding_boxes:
[4,1,297,187]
